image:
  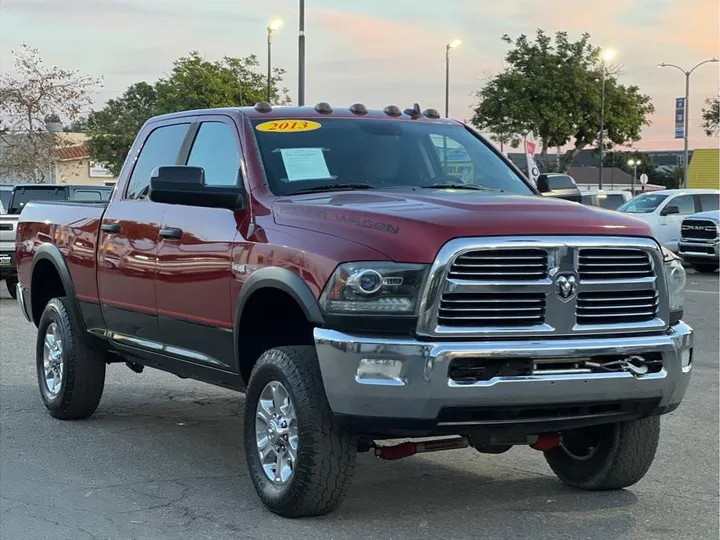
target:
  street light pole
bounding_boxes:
[659,58,719,188]
[628,159,641,196]
[598,49,616,190]
[298,0,305,106]
[444,39,461,118]
[266,20,282,103]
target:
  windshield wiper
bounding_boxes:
[291,183,376,195]
[422,183,503,192]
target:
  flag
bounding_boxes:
[524,132,541,187]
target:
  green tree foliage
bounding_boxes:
[86,51,290,175]
[602,150,680,189]
[471,30,655,172]
[702,97,719,137]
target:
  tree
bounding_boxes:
[471,30,655,172]
[702,97,719,137]
[86,52,290,175]
[0,44,100,182]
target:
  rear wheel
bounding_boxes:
[691,262,719,273]
[244,346,357,517]
[544,416,660,490]
[36,297,106,420]
[5,277,17,299]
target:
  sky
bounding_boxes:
[1,0,718,152]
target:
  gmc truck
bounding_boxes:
[16,103,693,518]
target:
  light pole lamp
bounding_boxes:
[628,159,641,196]
[445,39,461,118]
[266,19,283,103]
[598,48,617,190]
[658,58,719,188]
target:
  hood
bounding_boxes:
[685,210,720,223]
[272,190,655,263]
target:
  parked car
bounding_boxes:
[678,210,719,273]
[617,189,719,251]
[580,189,631,211]
[1,184,114,298]
[16,104,692,518]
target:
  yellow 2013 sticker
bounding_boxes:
[255,119,321,133]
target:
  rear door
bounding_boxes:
[96,119,192,345]
[155,116,247,370]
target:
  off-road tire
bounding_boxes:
[244,346,357,517]
[544,416,660,490]
[5,277,18,299]
[36,297,106,420]
[691,263,719,273]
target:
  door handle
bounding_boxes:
[160,227,183,239]
[101,222,120,234]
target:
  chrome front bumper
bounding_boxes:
[314,323,693,421]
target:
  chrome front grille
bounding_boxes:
[576,290,658,325]
[439,292,546,327]
[578,248,653,280]
[448,249,548,281]
[417,236,668,338]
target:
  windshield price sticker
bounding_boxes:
[256,120,321,133]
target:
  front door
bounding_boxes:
[97,120,191,344]
[658,194,697,251]
[156,117,248,370]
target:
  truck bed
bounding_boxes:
[16,201,108,305]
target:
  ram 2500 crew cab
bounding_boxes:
[16,103,693,518]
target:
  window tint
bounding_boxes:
[699,193,719,211]
[186,122,240,186]
[548,175,576,189]
[669,195,696,214]
[73,190,102,201]
[126,123,189,200]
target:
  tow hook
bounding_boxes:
[375,436,470,460]
[530,433,562,451]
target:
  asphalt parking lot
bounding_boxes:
[0,272,718,540]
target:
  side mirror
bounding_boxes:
[661,205,680,216]
[536,173,582,203]
[149,166,245,210]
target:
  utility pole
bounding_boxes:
[298,0,306,106]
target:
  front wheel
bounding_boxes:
[244,346,357,517]
[544,416,660,490]
[691,262,719,273]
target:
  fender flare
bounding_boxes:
[29,243,84,328]
[233,267,325,363]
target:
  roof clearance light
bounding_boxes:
[349,103,368,115]
[254,101,272,113]
[383,105,402,117]
[423,108,440,119]
[315,102,333,114]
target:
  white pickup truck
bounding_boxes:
[618,189,719,252]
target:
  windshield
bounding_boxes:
[0,189,11,211]
[618,193,669,214]
[251,118,534,196]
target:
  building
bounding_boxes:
[686,148,720,189]
[0,132,116,186]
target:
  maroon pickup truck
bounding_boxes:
[16,103,693,517]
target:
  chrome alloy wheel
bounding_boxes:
[255,381,299,484]
[43,322,64,396]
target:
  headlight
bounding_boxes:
[662,247,686,324]
[319,262,428,315]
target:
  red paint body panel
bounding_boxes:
[15,106,656,339]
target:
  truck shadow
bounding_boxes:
[83,389,641,538]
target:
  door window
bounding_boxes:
[668,195,696,215]
[186,122,241,187]
[126,123,190,200]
